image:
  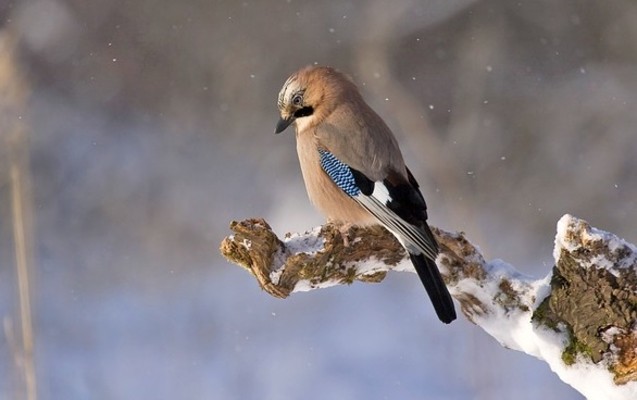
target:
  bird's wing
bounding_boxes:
[314,100,405,181]
[318,148,439,261]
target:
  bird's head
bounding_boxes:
[275,65,353,134]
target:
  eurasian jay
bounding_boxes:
[275,65,456,324]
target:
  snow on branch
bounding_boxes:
[220,215,637,399]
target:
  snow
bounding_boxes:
[292,274,337,292]
[283,227,325,255]
[453,258,542,352]
[346,256,387,276]
[555,214,637,277]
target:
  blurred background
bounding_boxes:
[1,0,636,398]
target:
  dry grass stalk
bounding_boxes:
[1,29,38,400]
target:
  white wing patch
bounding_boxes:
[371,181,392,204]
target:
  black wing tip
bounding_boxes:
[409,253,457,324]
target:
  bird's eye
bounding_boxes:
[292,94,303,106]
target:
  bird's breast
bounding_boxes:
[296,130,375,225]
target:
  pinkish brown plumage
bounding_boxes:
[275,65,456,323]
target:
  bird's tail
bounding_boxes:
[409,253,457,324]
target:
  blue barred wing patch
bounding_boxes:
[318,149,360,197]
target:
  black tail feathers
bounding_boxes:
[409,253,456,324]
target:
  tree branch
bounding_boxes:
[220,215,637,399]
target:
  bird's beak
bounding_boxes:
[275,115,294,134]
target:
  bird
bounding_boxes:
[274,65,456,324]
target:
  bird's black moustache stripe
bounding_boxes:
[294,106,314,118]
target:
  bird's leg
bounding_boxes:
[333,221,355,247]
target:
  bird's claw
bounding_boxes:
[338,222,354,247]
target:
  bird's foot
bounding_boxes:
[337,222,355,247]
